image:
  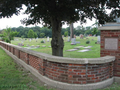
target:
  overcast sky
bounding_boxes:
[0,15,95,30]
[0,5,95,30]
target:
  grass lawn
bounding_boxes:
[0,47,54,90]
[11,36,100,58]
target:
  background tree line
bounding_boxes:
[5,26,100,38]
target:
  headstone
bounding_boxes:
[78,49,91,52]
[83,46,92,48]
[36,45,40,48]
[67,36,70,42]
[48,46,51,48]
[42,45,46,47]
[43,40,45,43]
[80,34,83,39]
[97,36,100,43]
[66,49,78,51]
[29,39,31,42]
[47,37,50,42]
[18,43,24,46]
[71,38,76,45]
[76,41,80,44]
[31,45,35,48]
[74,46,85,49]
[62,35,64,38]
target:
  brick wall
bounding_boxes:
[101,30,120,77]
[11,47,14,55]
[14,48,20,58]
[20,51,29,64]
[0,41,115,84]
[45,62,113,84]
[8,46,11,52]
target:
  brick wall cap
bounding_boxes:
[0,41,115,64]
[98,23,120,30]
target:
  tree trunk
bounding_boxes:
[70,23,74,40]
[51,17,64,57]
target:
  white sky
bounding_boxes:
[0,14,95,30]
[0,5,95,30]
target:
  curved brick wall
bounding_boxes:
[0,41,115,84]
[44,62,113,84]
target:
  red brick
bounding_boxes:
[87,75,95,77]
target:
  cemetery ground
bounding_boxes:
[1,37,120,90]
[11,36,100,58]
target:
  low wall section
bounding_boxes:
[0,41,115,90]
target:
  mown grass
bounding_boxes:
[0,47,53,90]
[97,82,120,90]
[11,36,100,58]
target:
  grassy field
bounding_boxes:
[11,36,100,58]
[0,47,54,90]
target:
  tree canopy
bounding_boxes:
[0,0,119,56]
[0,27,18,43]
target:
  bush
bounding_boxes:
[86,41,90,44]
[95,42,97,44]
[41,40,44,43]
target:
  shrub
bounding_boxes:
[41,40,44,43]
[86,41,90,44]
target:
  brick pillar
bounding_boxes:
[99,23,120,77]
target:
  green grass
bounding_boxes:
[97,82,120,90]
[11,37,100,58]
[0,47,53,90]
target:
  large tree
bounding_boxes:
[0,0,119,56]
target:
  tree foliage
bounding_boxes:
[34,32,38,38]
[0,27,18,43]
[64,31,68,37]
[92,28,98,35]
[9,26,100,38]
[11,26,52,38]
[40,33,45,38]
[27,29,34,38]
[0,0,119,56]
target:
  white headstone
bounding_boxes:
[97,36,100,43]
[43,40,45,43]
[47,37,50,42]
[71,38,76,45]
[67,36,70,42]
[29,39,31,42]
